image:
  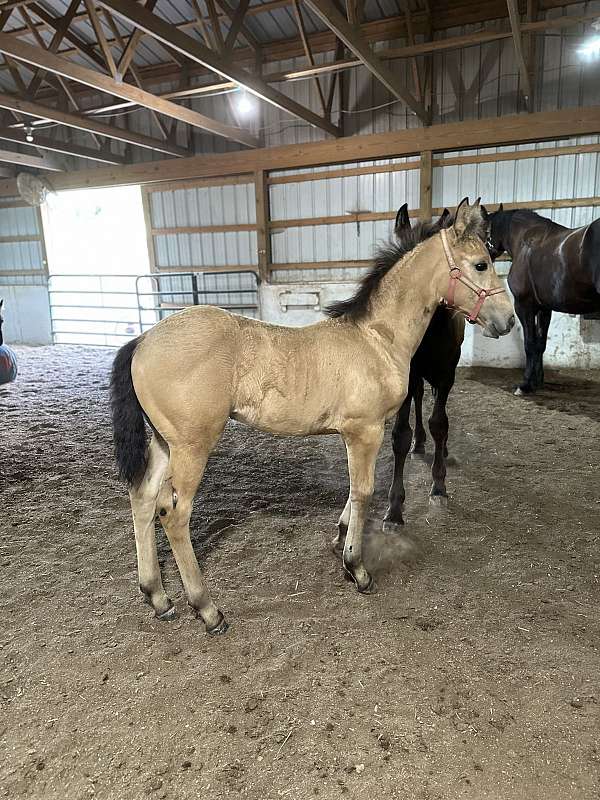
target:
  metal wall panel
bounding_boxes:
[0,204,47,288]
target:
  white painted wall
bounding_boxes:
[261,277,600,371]
[2,285,52,346]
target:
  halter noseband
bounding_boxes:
[440,228,506,324]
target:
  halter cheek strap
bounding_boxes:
[440,228,506,324]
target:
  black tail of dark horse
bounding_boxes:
[110,337,147,485]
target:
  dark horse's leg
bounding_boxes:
[411,376,426,456]
[514,299,540,395]
[428,384,451,506]
[533,308,552,389]
[383,389,414,530]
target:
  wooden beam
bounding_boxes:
[0,92,186,156]
[254,169,271,281]
[419,150,432,219]
[116,0,157,79]
[401,0,421,103]
[223,0,251,51]
[302,0,428,123]
[98,0,341,137]
[84,0,118,79]
[507,0,533,112]
[216,0,261,54]
[292,0,327,116]
[0,127,127,164]
[0,33,259,148]
[28,2,107,73]
[27,0,80,98]
[27,105,600,192]
[0,146,63,171]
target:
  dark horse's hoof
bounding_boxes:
[155,604,177,621]
[514,384,534,396]
[382,518,404,533]
[206,612,229,636]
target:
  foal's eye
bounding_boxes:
[474,262,488,272]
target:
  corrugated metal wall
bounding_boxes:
[143,181,260,317]
[0,204,46,287]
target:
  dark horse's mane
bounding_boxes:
[325,218,448,321]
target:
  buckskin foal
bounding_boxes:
[111,199,514,634]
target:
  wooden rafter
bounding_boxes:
[205,0,225,51]
[507,0,533,112]
[0,146,63,171]
[99,0,341,136]
[84,0,118,79]
[401,1,421,103]
[27,0,81,98]
[291,0,326,115]
[0,127,127,164]
[302,0,428,123]
[116,0,157,79]
[0,92,187,156]
[23,104,600,193]
[216,0,260,54]
[223,0,251,52]
[100,6,170,140]
[0,33,260,148]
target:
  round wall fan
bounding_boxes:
[16,172,55,206]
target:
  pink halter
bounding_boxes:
[440,228,506,323]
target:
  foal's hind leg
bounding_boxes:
[428,385,451,508]
[411,377,426,456]
[129,434,173,619]
[383,394,412,531]
[332,496,351,554]
[341,423,384,593]
[157,440,227,634]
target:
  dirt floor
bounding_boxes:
[0,345,599,800]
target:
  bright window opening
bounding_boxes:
[43,185,154,346]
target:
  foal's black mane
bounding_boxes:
[325,219,444,321]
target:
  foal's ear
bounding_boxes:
[394,202,410,234]
[453,197,487,240]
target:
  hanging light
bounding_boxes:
[24,123,34,143]
[236,90,255,116]
[578,20,600,59]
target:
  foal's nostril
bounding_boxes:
[507,314,516,330]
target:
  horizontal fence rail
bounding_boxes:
[48,270,260,346]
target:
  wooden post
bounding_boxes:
[419,150,432,220]
[254,169,271,282]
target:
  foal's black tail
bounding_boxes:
[110,336,147,486]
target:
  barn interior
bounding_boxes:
[1,1,600,798]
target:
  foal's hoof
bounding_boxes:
[206,612,229,636]
[382,519,404,534]
[156,604,177,622]
[429,494,448,509]
[331,535,344,555]
[357,575,377,595]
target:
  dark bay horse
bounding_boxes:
[486,205,600,395]
[383,206,465,529]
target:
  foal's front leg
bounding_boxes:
[341,423,384,593]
